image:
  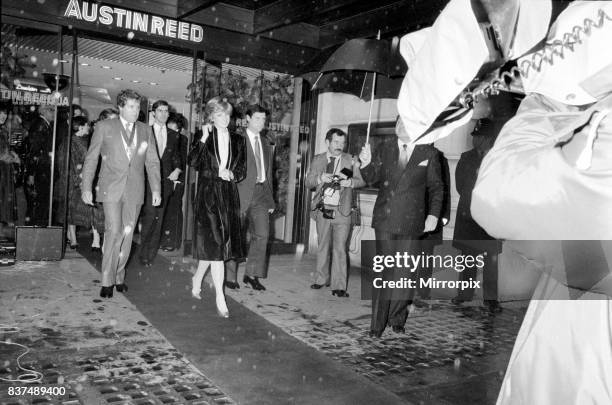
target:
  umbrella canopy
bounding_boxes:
[310,70,403,100]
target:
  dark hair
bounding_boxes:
[325,128,346,142]
[71,115,89,133]
[168,113,185,131]
[0,105,9,114]
[116,89,142,107]
[245,105,268,118]
[151,100,169,111]
[72,104,82,114]
[98,107,119,121]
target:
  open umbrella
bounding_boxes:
[309,34,407,143]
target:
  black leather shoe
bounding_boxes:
[310,283,324,289]
[69,243,79,250]
[392,325,405,334]
[369,330,383,338]
[224,281,240,290]
[161,246,175,252]
[100,286,114,298]
[115,283,128,293]
[243,276,266,291]
[331,290,349,297]
[91,247,102,253]
[484,300,503,314]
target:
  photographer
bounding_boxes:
[306,128,365,297]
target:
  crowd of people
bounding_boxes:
[0,101,189,255]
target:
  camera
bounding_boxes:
[315,201,336,219]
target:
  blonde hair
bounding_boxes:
[204,96,232,123]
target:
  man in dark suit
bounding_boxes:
[160,113,188,251]
[225,105,276,291]
[306,128,365,297]
[359,117,444,337]
[82,89,161,298]
[24,105,55,226]
[138,100,183,267]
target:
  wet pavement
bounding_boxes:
[0,244,528,404]
[0,252,233,405]
[223,254,527,405]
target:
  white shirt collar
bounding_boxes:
[119,116,133,129]
[246,128,259,139]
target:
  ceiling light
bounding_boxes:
[80,63,90,66]
[131,80,140,83]
[96,89,106,93]
[149,82,158,86]
[113,77,123,80]
[101,65,112,69]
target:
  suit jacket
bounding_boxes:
[236,131,275,213]
[424,150,451,242]
[148,125,182,198]
[306,152,365,221]
[82,118,161,205]
[361,140,444,236]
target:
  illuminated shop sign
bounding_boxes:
[63,0,204,43]
[1,89,69,106]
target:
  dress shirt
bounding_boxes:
[119,116,137,158]
[246,128,266,183]
[152,122,167,155]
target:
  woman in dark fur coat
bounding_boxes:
[188,97,246,318]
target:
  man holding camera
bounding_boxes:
[306,128,365,297]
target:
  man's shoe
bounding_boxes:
[369,330,383,338]
[243,276,266,291]
[115,283,128,293]
[485,300,503,314]
[224,281,240,290]
[161,246,175,252]
[392,325,405,334]
[310,283,324,289]
[331,290,349,297]
[100,286,114,298]
[140,258,152,268]
[91,247,102,253]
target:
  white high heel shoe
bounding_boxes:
[191,275,202,300]
[216,295,229,318]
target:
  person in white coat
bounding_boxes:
[388,1,612,404]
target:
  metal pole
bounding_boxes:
[61,29,77,256]
[48,29,63,226]
[366,30,381,145]
[181,49,198,255]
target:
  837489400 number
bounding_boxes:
[7,385,67,398]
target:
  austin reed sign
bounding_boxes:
[63,0,204,43]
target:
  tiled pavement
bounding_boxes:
[221,253,527,404]
[0,248,528,404]
[0,254,234,405]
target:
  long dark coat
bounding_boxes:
[189,128,246,261]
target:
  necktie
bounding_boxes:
[254,135,264,183]
[399,144,409,169]
[326,156,336,174]
[123,122,136,160]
